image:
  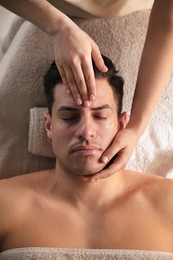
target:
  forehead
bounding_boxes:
[53,78,117,109]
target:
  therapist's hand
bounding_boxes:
[82,128,139,182]
[54,21,108,106]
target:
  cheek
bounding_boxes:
[103,120,118,135]
[102,122,118,146]
[99,121,118,146]
[52,128,67,143]
[51,130,68,158]
[51,123,74,150]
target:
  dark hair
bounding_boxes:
[44,55,124,116]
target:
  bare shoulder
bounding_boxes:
[0,170,51,207]
[148,175,173,215]
[0,171,41,199]
[0,175,27,243]
[134,171,173,220]
[124,170,173,215]
[0,174,30,211]
[0,170,50,242]
[0,169,52,194]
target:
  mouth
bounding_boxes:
[71,145,101,155]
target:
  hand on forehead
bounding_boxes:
[54,78,117,111]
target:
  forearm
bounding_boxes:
[0,0,71,35]
[128,0,173,136]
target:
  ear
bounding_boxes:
[118,112,128,130]
[44,112,52,140]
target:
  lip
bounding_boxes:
[71,145,101,155]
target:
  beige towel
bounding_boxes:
[1,248,173,260]
[0,10,164,180]
[28,107,55,158]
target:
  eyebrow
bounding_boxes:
[57,104,112,112]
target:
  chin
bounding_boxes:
[71,163,105,176]
[58,157,105,177]
[73,155,105,175]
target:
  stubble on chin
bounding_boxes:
[57,157,105,177]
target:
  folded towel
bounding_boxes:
[28,107,55,158]
[1,248,173,260]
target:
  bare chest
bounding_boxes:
[2,200,173,252]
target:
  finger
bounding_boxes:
[57,65,72,96]
[91,43,108,72]
[93,167,116,181]
[91,155,127,182]
[81,151,127,182]
[71,63,89,103]
[81,164,116,182]
[81,56,96,101]
[66,87,72,96]
[100,139,123,164]
[65,66,82,105]
[57,65,67,85]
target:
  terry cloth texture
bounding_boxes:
[0,10,173,179]
[0,248,173,260]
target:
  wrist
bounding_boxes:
[126,115,148,138]
[48,12,74,36]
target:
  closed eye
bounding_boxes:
[94,116,107,120]
[61,116,79,121]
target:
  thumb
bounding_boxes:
[91,43,108,72]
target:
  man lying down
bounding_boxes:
[0,55,173,259]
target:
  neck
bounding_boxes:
[48,163,128,211]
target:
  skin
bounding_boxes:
[0,79,173,252]
[0,0,173,180]
[44,79,126,177]
[1,0,173,181]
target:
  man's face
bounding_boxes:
[45,78,126,177]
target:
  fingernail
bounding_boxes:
[90,94,95,101]
[84,100,91,107]
[76,97,82,105]
[66,89,71,95]
[102,156,108,163]
[103,65,108,71]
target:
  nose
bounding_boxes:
[75,116,96,142]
